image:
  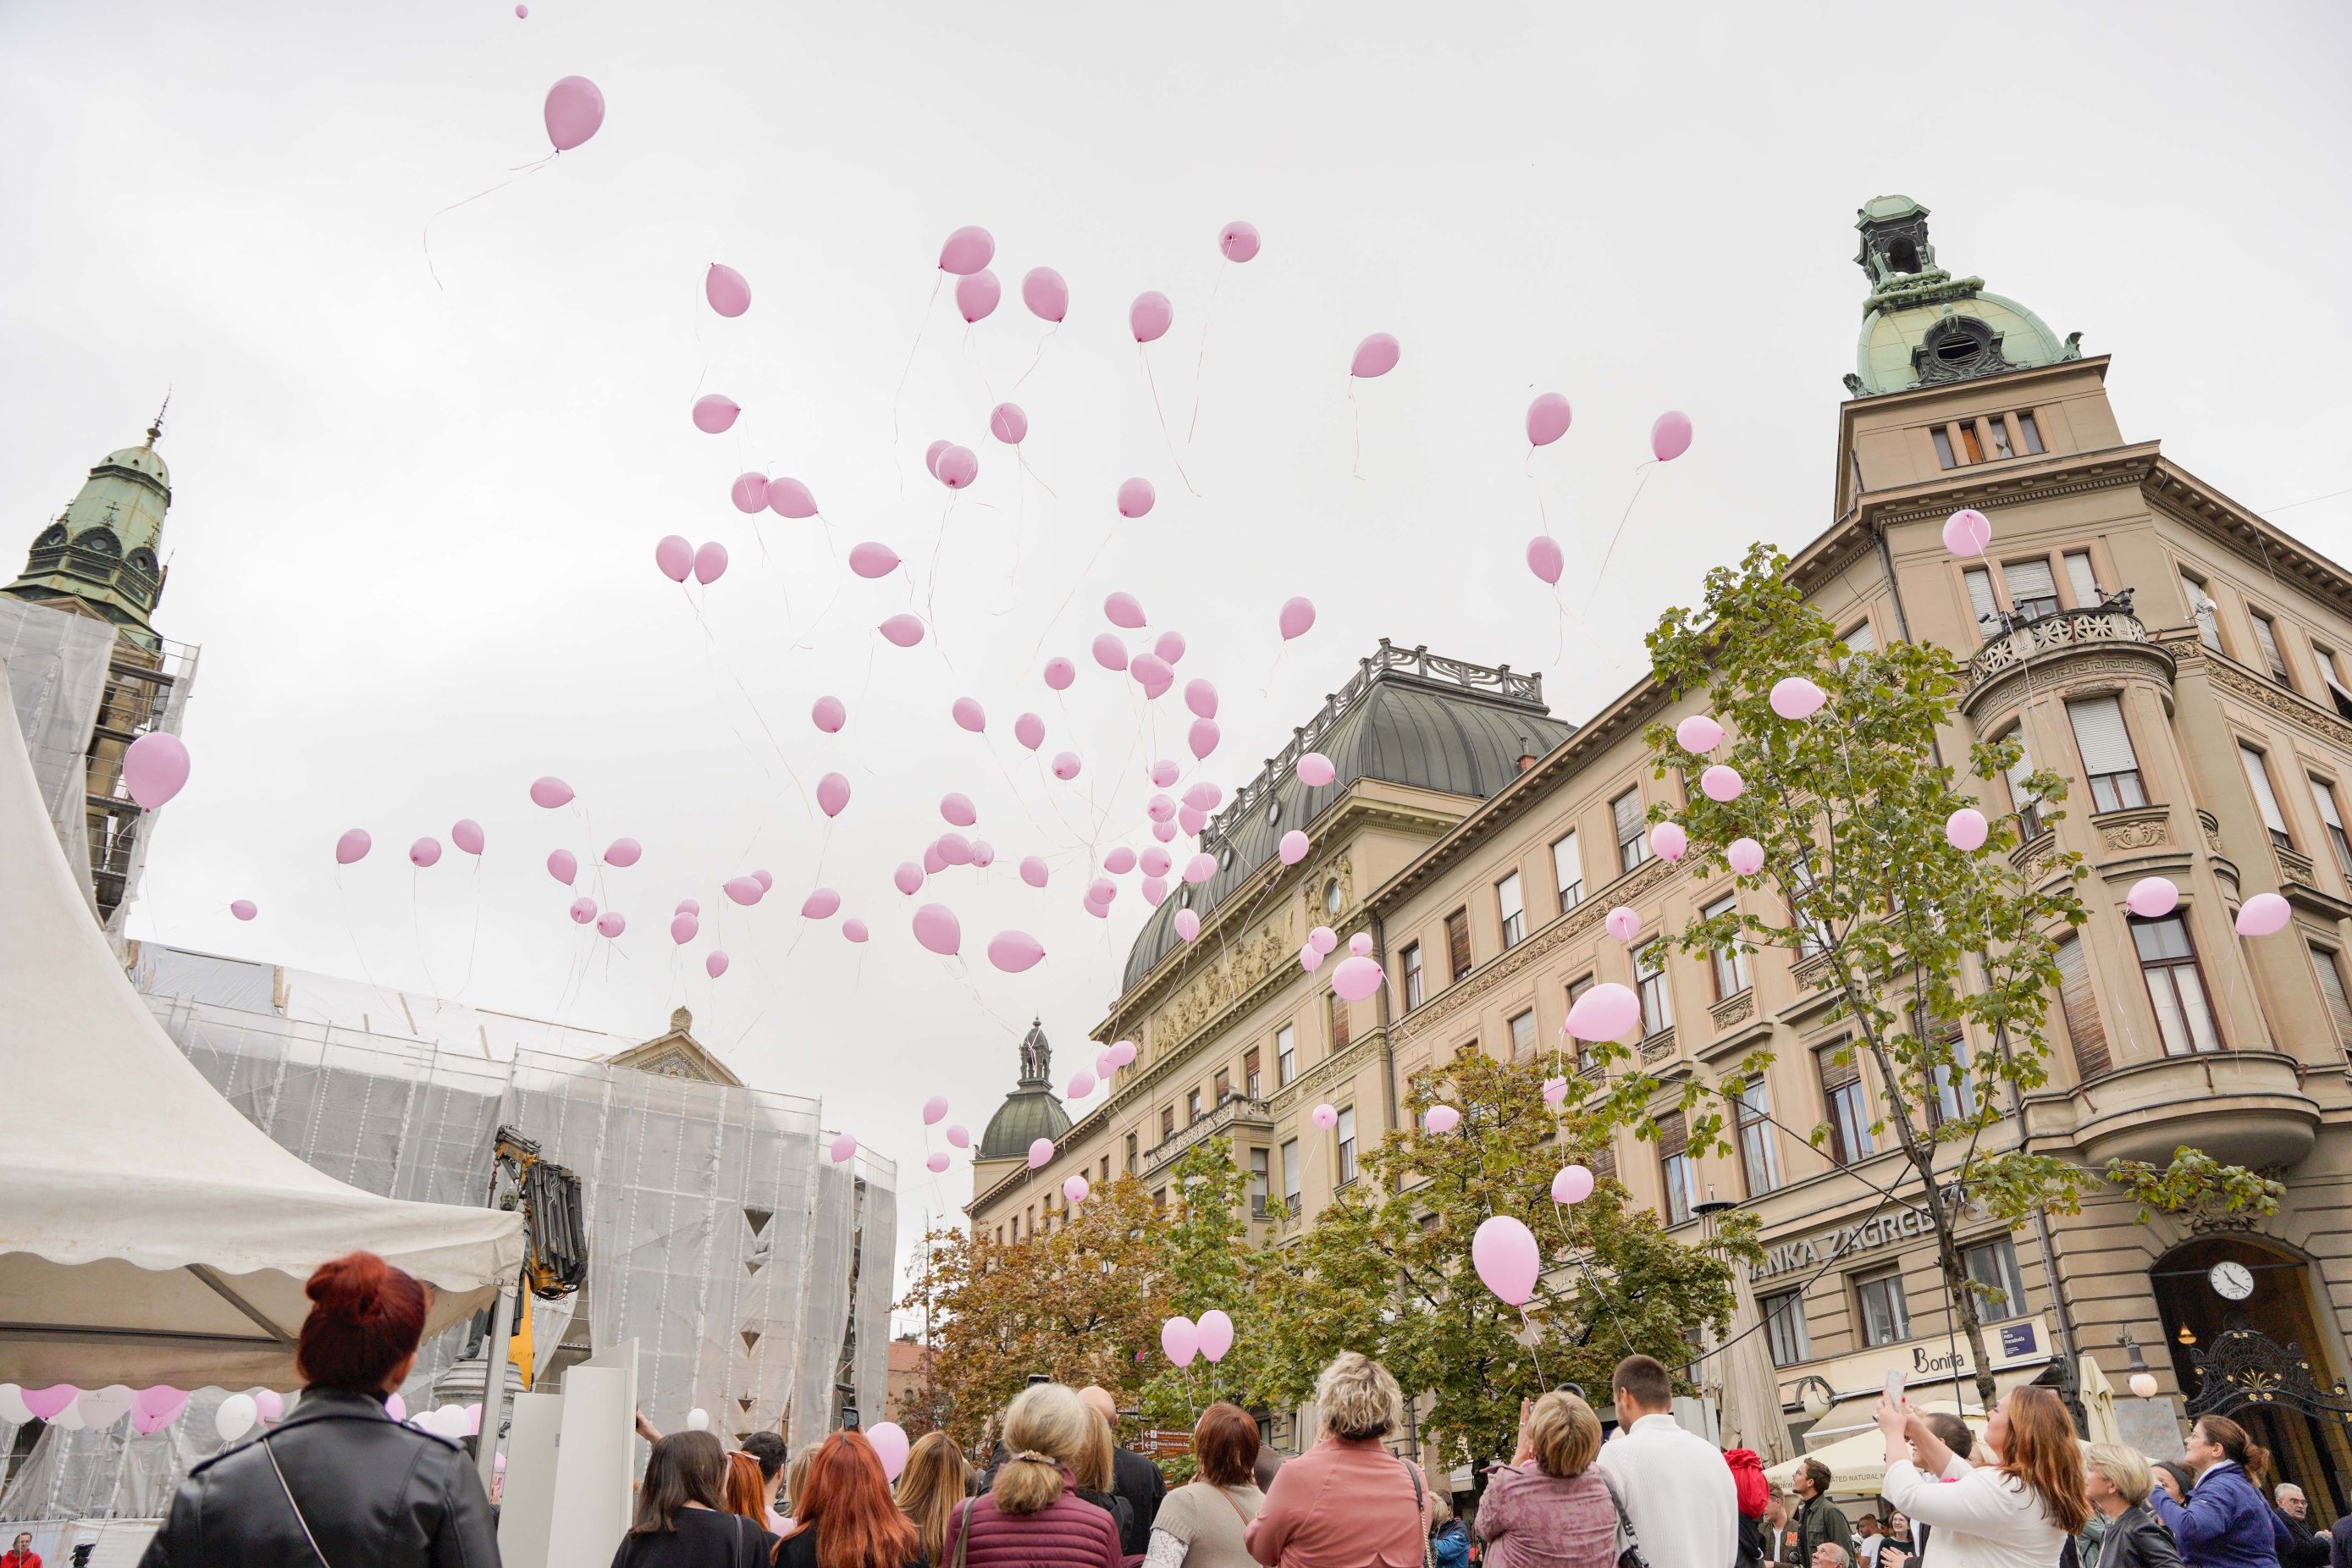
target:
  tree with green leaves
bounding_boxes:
[1136,1137,1262,1480]
[1616,543,2280,1408]
[1247,1049,1756,1482]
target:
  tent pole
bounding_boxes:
[478,1283,516,1496]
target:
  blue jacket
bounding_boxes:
[2150,1461,2282,1568]
[1432,1518,1471,1568]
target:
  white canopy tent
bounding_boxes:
[0,663,523,1389]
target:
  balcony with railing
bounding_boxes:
[1141,1092,1273,1178]
[1959,589,2173,718]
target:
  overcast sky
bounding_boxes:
[5,0,2349,1300]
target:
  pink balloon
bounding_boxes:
[725,875,763,905]
[569,897,597,925]
[752,869,774,892]
[1091,632,1128,671]
[694,541,729,585]
[543,75,604,151]
[941,792,977,826]
[2236,892,2292,937]
[1052,751,1082,781]
[1310,926,1338,955]
[1091,847,1130,877]
[1179,804,1208,836]
[705,263,751,318]
[895,861,927,896]
[990,403,1028,444]
[955,268,1001,323]
[802,887,841,919]
[1700,765,1745,802]
[1527,393,1572,448]
[707,950,730,977]
[1107,1040,1138,1068]
[925,440,951,478]
[922,1095,950,1126]
[989,929,1046,973]
[1942,508,1993,558]
[1148,794,1177,823]
[1425,1105,1461,1135]
[811,772,847,818]
[25,1385,79,1422]
[880,614,926,648]
[1189,718,1220,759]
[1650,410,1693,462]
[1278,597,1317,640]
[1131,653,1173,691]
[1604,906,1641,943]
[939,226,994,275]
[1543,1075,1569,1106]
[1770,676,1827,721]
[1161,1317,1199,1366]
[1013,712,1045,750]
[951,698,986,734]
[1297,753,1336,787]
[1566,981,1642,1041]
[1552,1165,1595,1205]
[410,836,442,868]
[1022,266,1068,322]
[925,1151,950,1173]
[1527,536,1564,586]
[1151,820,1178,843]
[547,849,577,886]
[1118,478,1156,518]
[122,732,190,809]
[730,472,770,513]
[1676,715,1725,754]
[1174,908,1201,942]
[913,903,961,956]
[946,1123,970,1147]
[1044,656,1076,690]
[531,776,573,809]
[1946,808,1989,852]
[1105,591,1146,629]
[1183,781,1223,812]
[671,913,698,944]
[848,542,900,578]
[812,694,847,732]
[768,478,819,519]
[1196,1308,1236,1363]
[1140,845,1172,877]
[655,534,693,582]
[1311,1104,1339,1129]
[936,445,978,489]
[1019,855,1049,888]
[1650,822,1687,862]
[1727,837,1765,875]
[514,3,527,15]
[604,837,641,868]
[676,897,701,915]
[692,395,739,434]
[1143,875,1169,906]
[1278,830,1311,865]
[334,828,371,865]
[938,832,974,867]
[1348,931,1372,957]
[1330,954,1383,1001]
[1185,679,1219,720]
[922,842,947,875]
[596,910,626,938]
[1219,221,1261,262]
[1027,1136,1055,1170]
[831,1133,858,1163]
[1350,334,1400,378]
[1130,291,1173,344]
[1154,631,1185,665]
[1184,853,1217,885]
[230,898,257,920]
[2126,876,2179,918]
[450,819,484,856]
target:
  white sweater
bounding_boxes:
[1593,1413,1737,1568]
[1880,1453,2068,1568]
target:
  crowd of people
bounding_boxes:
[121,1251,2351,1568]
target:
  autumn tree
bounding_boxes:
[1135,1137,1262,1480]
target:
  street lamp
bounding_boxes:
[1795,1375,1836,1421]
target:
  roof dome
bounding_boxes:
[99,444,170,489]
[1122,642,1572,991]
[978,1019,1072,1162]
[1846,196,2078,396]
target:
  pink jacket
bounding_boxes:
[1244,1436,1428,1568]
[941,1486,1124,1568]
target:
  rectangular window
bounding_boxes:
[1635,941,1674,1037]
[1280,1139,1300,1214]
[2315,644,2352,721]
[1658,1112,1697,1226]
[1931,427,1957,469]
[1212,1068,1230,1103]
[1328,990,1350,1052]
[2054,934,2110,1079]
[1819,1044,1873,1165]
[1509,1008,1537,1061]
[2068,696,2147,811]
[1704,893,1749,998]
[2018,410,2046,454]
[1958,422,1985,464]
[1856,1268,1912,1348]
[2251,611,2294,687]
[1736,1077,1781,1196]
[1613,789,1649,873]
[1923,1011,1976,1124]
[1124,1133,1138,1174]
[2005,557,2060,621]
[1161,1107,1175,1140]
[2182,571,2223,652]
[1335,1106,1357,1187]
[1276,1024,1296,1086]
[1152,1188,1166,1212]
[1963,1238,2028,1322]
[1187,1088,1203,1123]
[1498,871,1526,947]
[2004,732,2043,838]
[1965,566,2000,637]
[2064,550,2100,607]
[2311,778,2351,877]
[1553,831,1584,912]
[1985,415,2014,460]
[1445,908,1472,981]
[1244,1047,1262,1099]
[1249,1147,1270,1218]
[2313,945,2352,1056]
[1841,620,1878,657]
[1401,943,1424,1010]
[2242,743,2293,850]
[2135,914,2222,1055]
[1763,1289,1810,1367]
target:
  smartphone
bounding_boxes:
[841,1406,861,1430]
[1885,1370,1906,1405]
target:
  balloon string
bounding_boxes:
[1584,461,1656,614]
[1029,521,1118,663]
[455,856,484,997]
[1187,260,1228,442]
[1350,379,1362,481]
[1519,1305,1548,1391]
[892,275,945,494]
[925,493,956,641]
[1010,323,1059,392]
[421,154,557,292]
[410,866,444,1001]
[1140,347,1197,495]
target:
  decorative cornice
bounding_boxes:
[2092,804,2174,857]
[2173,632,2352,760]
[2147,459,2352,616]
[1267,1029,1386,1118]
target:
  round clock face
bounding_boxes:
[2210,1262,2255,1301]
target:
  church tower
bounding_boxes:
[3,409,195,928]
[970,1019,1073,1211]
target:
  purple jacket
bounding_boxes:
[942,1485,1125,1568]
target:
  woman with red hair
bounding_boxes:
[137,1251,497,1567]
[776,1431,925,1568]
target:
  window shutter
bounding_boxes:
[2312,946,2352,1054]
[1842,621,1877,655]
[1656,1111,1688,1157]
[1612,789,1644,843]
[1553,831,1581,893]
[1817,1043,1860,1093]
[1965,568,1999,627]
[1498,872,1523,924]
[2253,615,2289,677]
[2314,778,2347,835]
[2004,558,2058,604]
[2005,739,2038,812]
[2055,935,2110,1079]
[1445,909,1472,979]
[2240,745,2289,836]
[2065,552,2100,606]
[2067,697,2138,777]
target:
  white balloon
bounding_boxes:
[51,1401,86,1431]
[78,1385,134,1429]
[686,1406,710,1433]
[0,1383,31,1426]
[215,1392,258,1442]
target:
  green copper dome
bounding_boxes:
[978,1019,1071,1162]
[1845,196,2079,397]
[3,414,174,649]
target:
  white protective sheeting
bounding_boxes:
[0,661,526,1390]
[0,596,113,909]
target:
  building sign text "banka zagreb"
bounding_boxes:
[1752,1205,1935,1280]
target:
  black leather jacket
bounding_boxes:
[137,1387,499,1567]
[2096,1504,2184,1568]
